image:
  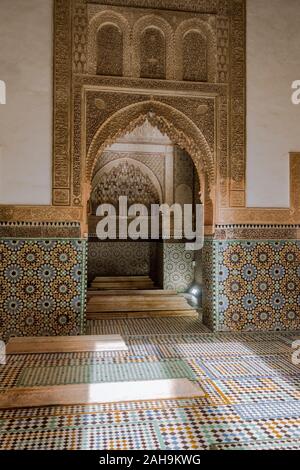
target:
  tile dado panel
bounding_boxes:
[0,239,87,342]
[203,239,300,332]
[163,243,194,292]
[88,241,153,284]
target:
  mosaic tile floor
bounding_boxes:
[0,318,299,450]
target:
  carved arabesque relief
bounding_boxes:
[96,23,123,76]
[140,27,166,79]
[183,30,207,82]
[51,0,247,231]
[87,7,216,83]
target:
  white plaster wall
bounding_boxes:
[247,0,300,207]
[0,0,299,208]
[0,0,52,205]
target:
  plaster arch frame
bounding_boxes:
[85,100,216,228]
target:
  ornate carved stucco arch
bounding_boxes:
[131,15,175,80]
[174,18,217,82]
[87,10,131,76]
[85,100,215,227]
[87,100,214,186]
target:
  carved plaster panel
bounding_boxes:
[53,1,245,220]
[51,1,246,228]
[132,14,175,80]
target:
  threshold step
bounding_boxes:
[6,335,128,354]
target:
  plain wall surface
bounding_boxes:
[247,0,300,207]
[0,0,300,207]
[0,0,52,205]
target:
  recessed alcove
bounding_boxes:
[87,120,202,293]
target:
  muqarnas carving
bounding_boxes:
[90,159,162,213]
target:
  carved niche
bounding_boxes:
[132,15,175,80]
[90,159,162,213]
[140,27,166,79]
[87,10,131,76]
[174,18,217,82]
[183,30,207,82]
[96,23,123,76]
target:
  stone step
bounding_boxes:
[6,335,128,354]
[91,275,155,290]
[87,310,198,320]
[0,379,204,409]
[87,289,178,297]
[93,276,152,282]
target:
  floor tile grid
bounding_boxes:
[0,320,299,450]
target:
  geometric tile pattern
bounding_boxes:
[0,239,87,342]
[88,241,152,283]
[203,239,300,332]
[163,243,194,292]
[0,319,299,450]
[202,239,217,331]
[212,439,300,450]
[86,317,209,336]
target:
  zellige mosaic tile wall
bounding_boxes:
[203,239,300,332]
[0,239,87,342]
[163,243,194,292]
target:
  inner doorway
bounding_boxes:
[87,120,202,287]
[86,120,203,320]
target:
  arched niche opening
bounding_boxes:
[183,30,207,82]
[140,27,166,79]
[174,19,217,83]
[96,23,123,76]
[86,118,208,295]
